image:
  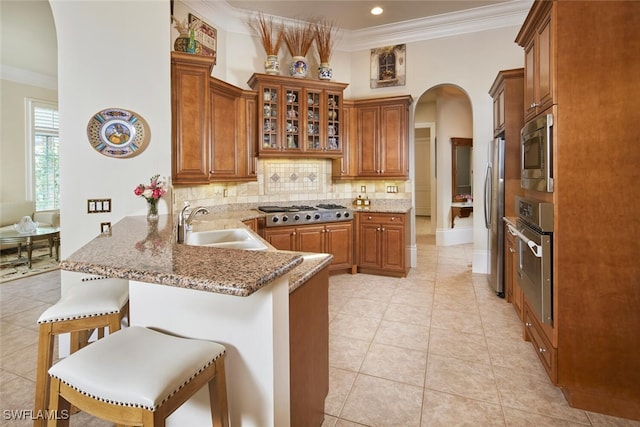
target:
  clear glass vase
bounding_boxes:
[146,199,159,223]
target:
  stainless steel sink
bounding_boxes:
[185,228,268,251]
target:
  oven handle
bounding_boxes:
[507,223,542,258]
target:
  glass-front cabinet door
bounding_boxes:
[326,91,342,153]
[283,87,302,152]
[248,73,347,158]
[261,86,279,151]
[305,89,321,152]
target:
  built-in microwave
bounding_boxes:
[521,113,553,192]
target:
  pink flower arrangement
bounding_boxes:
[134,174,167,202]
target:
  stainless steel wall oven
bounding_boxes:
[507,197,554,325]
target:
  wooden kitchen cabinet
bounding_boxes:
[513,2,640,420]
[524,299,557,383]
[354,96,412,179]
[247,73,348,157]
[171,52,256,185]
[263,226,296,251]
[356,212,408,277]
[516,1,553,121]
[263,222,353,273]
[488,68,524,218]
[289,266,329,426]
[171,52,211,184]
[504,223,523,321]
[331,100,357,179]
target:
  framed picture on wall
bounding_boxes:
[370,44,406,88]
[188,13,217,62]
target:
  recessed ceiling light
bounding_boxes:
[371,6,383,15]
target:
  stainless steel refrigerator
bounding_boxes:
[484,137,505,297]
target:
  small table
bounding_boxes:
[451,203,473,228]
[0,227,60,268]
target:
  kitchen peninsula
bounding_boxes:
[60,212,332,426]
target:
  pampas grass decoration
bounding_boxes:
[251,12,283,56]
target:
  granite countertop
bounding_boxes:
[349,199,412,214]
[60,213,332,297]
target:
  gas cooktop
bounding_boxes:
[257,204,352,227]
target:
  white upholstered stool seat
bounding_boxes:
[47,326,229,427]
[37,277,129,324]
[33,277,129,427]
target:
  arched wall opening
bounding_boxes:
[413,84,473,246]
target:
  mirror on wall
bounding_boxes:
[451,137,473,202]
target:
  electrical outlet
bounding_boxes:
[386,186,399,193]
[100,222,111,235]
[223,189,228,197]
[360,185,366,193]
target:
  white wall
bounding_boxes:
[49,0,171,257]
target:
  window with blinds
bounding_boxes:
[32,103,60,211]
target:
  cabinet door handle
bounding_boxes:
[390,217,395,221]
[538,347,546,354]
[525,322,532,328]
[381,227,385,232]
[292,231,297,236]
[509,247,515,253]
[376,227,381,231]
[368,216,372,220]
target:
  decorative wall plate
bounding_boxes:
[87,108,150,158]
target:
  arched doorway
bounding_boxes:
[413,84,473,245]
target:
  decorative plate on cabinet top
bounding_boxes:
[86,108,150,158]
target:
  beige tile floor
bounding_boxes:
[1,216,638,426]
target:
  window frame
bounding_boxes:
[26,98,60,210]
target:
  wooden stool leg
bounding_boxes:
[46,377,70,427]
[34,324,55,427]
[209,358,229,427]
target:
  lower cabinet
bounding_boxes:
[505,224,524,321]
[289,266,329,426]
[356,212,407,277]
[263,222,354,272]
[524,299,558,384]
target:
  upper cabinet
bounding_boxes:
[355,95,412,179]
[171,52,257,185]
[488,68,524,218]
[515,1,554,121]
[331,100,357,180]
[247,74,348,158]
[171,53,212,184]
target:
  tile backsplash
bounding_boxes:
[172,159,411,211]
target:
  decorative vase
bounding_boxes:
[264,55,280,75]
[187,28,197,53]
[318,63,333,80]
[174,30,190,52]
[174,30,201,54]
[289,56,308,78]
[146,199,159,223]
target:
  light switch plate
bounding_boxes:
[88,198,112,213]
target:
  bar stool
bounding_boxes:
[47,326,229,427]
[33,277,129,427]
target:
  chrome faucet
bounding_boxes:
[177,202,210,243]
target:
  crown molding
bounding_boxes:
[186,0,533,52]
[342,0,534,51]
[0,64,57,90]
